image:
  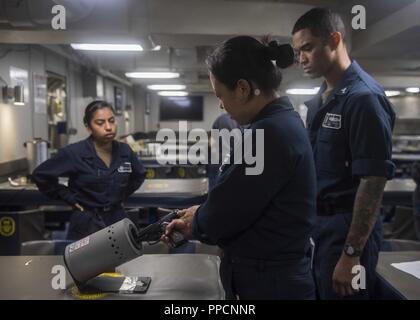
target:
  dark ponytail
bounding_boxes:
[83,100,114,127]
[206,36,294,94]
[266,41,295,69]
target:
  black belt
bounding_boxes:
[222,250,310,269]
[317,200,354,216]
[85,204,122,213]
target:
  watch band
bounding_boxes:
[344,244,362,257]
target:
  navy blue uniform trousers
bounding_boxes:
[220,252,315,300]
[67,207,126,240]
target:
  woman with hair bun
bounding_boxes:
[33,100,146,240]
[163,36,317,299]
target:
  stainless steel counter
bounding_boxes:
[376,251,420,300]
[0,178,208,208]
[0,254,224,300]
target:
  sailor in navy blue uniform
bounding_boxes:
[32,101,145,240]
[163,36,317,300]
[292,8,395,299]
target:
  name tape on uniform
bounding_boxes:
[322,113,342,130]
[118,162,132,173]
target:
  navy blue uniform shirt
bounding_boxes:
[212,113,239,131]
[211,113,240,162]
[32,136,146,208]
[192,96,317,259]
[305,60,396,206]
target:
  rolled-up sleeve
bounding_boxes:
[347,93,395,179]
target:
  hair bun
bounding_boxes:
[267,41,295,69]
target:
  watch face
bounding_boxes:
[344,244,361,257]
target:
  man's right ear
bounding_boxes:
[329,32,342,50]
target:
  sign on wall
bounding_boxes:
[33,73,47,114]
[114,86,123,115]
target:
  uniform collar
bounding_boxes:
[80,136,129,170]
[80,136,95,159]
[251,96,294,124]
[305,60,362,110]
[330,59,362,98]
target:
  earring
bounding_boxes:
[254,88,261,96]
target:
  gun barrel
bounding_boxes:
[136,210,179,242]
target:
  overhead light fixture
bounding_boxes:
[125,72,180,79]
[158,91,188,96]
[385,90,401,97]
[405,87,420,93]
[286,87,320,95]
[71,43,143,51]
[147,84,186,91]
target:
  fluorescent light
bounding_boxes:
[71,43,143,51]
[152,45,161,51]
[406,87,420,93]
[286,87,320,95]
[125,72,180,79]
[147,84,186,91]
[158,91,188,96]
[13,102,25,106]
[385,90,401,97]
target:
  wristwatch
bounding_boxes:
[343,244,362,257]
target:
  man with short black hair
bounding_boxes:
[292,8,396,299]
